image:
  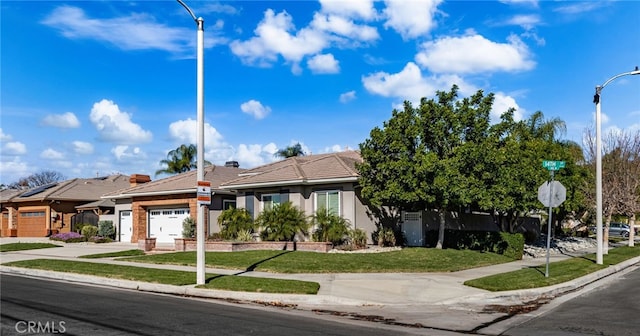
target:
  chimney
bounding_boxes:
[225,161,240,168]
[129,174,151,187]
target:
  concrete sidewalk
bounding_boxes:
[2,237,639,334]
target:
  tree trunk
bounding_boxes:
[436,210,445,249]
[629,214,636,247]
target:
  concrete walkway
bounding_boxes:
[1,237,638,334]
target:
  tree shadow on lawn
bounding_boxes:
[204,250,293,282]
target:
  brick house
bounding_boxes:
[102,164,244,243]
[0,175,131,237]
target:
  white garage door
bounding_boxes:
[120,211,132,243]
[148,208,190,243]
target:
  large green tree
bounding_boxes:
[358,85,493,248]
[155,144,211,176]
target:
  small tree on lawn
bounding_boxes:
[310,208,350,246]
[182,217,196,238]
[256,202,309,241]
[217,207,255,240]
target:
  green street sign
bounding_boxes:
[542,160,566,171]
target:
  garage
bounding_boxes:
[17,210,47,237]
[148,208,190,243]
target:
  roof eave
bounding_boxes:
[220,177,359,190]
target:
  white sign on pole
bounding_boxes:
[538,181,566,208]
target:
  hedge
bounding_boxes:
[424,230,524,260]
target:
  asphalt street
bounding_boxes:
[1,274,431,336]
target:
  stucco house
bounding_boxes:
[102,164,244,244]
[219,151,379,243]
[0,175,131,237]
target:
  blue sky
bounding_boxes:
[1,0,639,185]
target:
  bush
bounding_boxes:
[256,202,309,241]
[311,208,350,245]
[98,220,115,239]
[208,232,223,241]
[182,217,196,238]
[236,229,253,242]
[81,225,98,239]
[378,227,397,247]
[50,231,85,243]
[89,236,113,243]
[74,223,89,234]
[348,228,367,249]
[424,229,525,260]
[217,207,254,240]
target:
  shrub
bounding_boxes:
[236,229,253,242]
[182,217,196,238]
[81,225,98,239]
[208,232,223,241]
[74,223,89,234]
[424,229,525,260]
[348,228,367,249]
[256,201,309,241]
[217,207,254,240]
[98,220,115,239]
[497,232,525,260]
[378,227,397,247]
[89,236,113,243]
[310,208,350,245]
[50,231,85,243]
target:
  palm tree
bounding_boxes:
[155,144,211,176]
[274,143,305,159]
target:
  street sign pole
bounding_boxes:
[545,169,554,278]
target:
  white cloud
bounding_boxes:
[230,9,328,66]
[0,129,12,142]
[307,54,340,74]
[240,100,272,119]
[89,99,152,144]
[42,112,80,128]
[168,118,224,149]
[339,90,357,103]
[234,143,279,168]
[310,13,379,42]
[553,2,607,15]
[492,93,525,123]
[40,148,64,160]
[504,14,541,30]
[72,141,94,155]
[0,158,31,184]
[383,0,442,40]
[111,145,143,161]
[362,62,437,103]
[3,142,27,155]
[499,0,538,7]
[324,144,345,153]
[42,6,224,58]
[319,0,377,20]
[415,34,535,74]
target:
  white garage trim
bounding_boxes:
[148,208,190,243]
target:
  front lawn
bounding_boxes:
[464,246,640,291]
[121,248,514,273]
[3,259,319,294]
[0,243,61,252]
[79,249,146,259]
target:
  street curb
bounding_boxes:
[0,266,378,307]
[442,255,640,306]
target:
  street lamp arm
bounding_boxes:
[177,0,197,22]
[599,66,640,90]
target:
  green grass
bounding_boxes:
[79,249,146,259]
[0,243,61,252]
[121,248,514,273]
[464,246,640,291]
[3,259,319,294]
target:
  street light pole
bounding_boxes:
[592,66,640,265]
[177,0,206,285]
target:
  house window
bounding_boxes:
[262,194,282,211]
[223,200,236,210]
[315,190,340,215]
[20,211,45,217]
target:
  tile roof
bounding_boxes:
[7,175,131,203]
[104,165,245,199]
[220,151,362,189]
